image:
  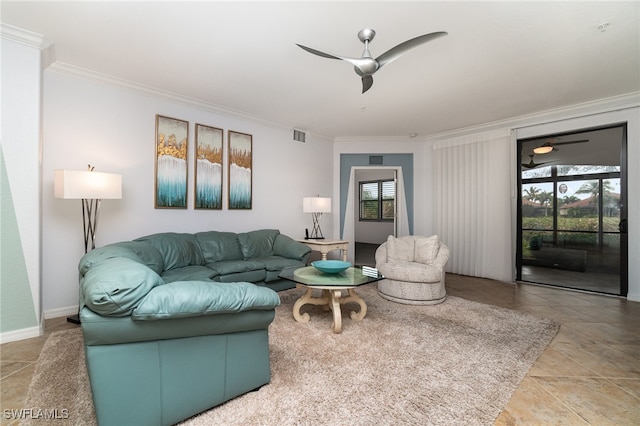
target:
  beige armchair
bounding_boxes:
[375,235,449,305]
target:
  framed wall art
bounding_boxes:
[228,130,252,209]
[155,115,188,208]
[194,124,223,209]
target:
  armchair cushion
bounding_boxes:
[414,235,440,264]
[378,261,442,283]
[131,281,280,320]
[82,257,164,317]
[386,235,415,262]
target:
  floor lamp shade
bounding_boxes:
[54,170,122,200]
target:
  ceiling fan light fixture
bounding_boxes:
[533,144,553,155]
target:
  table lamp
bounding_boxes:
[303,196,331,240]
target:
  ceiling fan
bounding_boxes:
[296,28,448,93]
[521,154,553,169]
[532,138,589,155]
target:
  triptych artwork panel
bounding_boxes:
[154,115,252,210]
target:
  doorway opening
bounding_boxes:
[517,124,628,296]
[340,153,414,266]
[354,168,396,266]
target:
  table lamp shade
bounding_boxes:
[54,169,122,200]
[303,197,331,213]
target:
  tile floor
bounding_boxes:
[1,274,639,425]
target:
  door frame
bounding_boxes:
[516,123,628,295]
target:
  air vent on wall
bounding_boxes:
[293,129,306,143]
[369,155,383,165]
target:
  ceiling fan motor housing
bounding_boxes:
[358,29,376,42]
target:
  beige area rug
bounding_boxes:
[25,286,559,425]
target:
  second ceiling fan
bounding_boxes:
[296,28,448,93]
[533,137,589,154]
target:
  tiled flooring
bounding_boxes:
[1,317,78,426]
[2,274,639,425]
[447,274,640,425]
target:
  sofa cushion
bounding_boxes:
[215,270,267,283]
[414,235,440,264]
[195,231,243,263]
[131,281,280,320]
[237,229,280,259]
[161,265,218,283]
[386,235,415,262]
[135,232,204,270]
[79,243,142,275]
[273,234,311,260]
[82,257,163,317]
[206,260,265,275]
[122,241,165,274]
[257,256,306,282]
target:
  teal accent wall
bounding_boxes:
[339,153,414,237]
[0,149,38,333]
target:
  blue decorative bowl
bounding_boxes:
[311,260,352,274]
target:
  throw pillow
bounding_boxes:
[414,235,440,264]
[386,235,415,262]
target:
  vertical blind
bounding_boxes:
[434,131,513,282]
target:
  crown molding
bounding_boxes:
[44,61,639,145]
[47,62,334,141]
[425,92,640,143]
[1,23,51,49]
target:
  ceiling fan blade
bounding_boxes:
[296,43,368,67]
[522,161,551,169]
[296,44,343,60]
[376,31,448,68]
[362,75,374,93]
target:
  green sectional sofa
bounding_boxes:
[78,229,310,425]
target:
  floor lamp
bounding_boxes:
[54,167,122,324]
[303,196,331,240]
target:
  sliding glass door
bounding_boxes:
[517,125,627,296]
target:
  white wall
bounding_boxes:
[0,27,47,341]
[42,69,333,315]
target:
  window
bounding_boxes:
[360,180,395,221]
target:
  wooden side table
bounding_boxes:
[298,239,349,261]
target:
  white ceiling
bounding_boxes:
[2,1,639,139]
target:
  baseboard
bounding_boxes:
[44,305,78,320]
[0,325,42,344]
[627,292,640,303]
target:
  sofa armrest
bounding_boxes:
[81,257,163,317]
[131,281,280,320]
[273,234,312,260]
